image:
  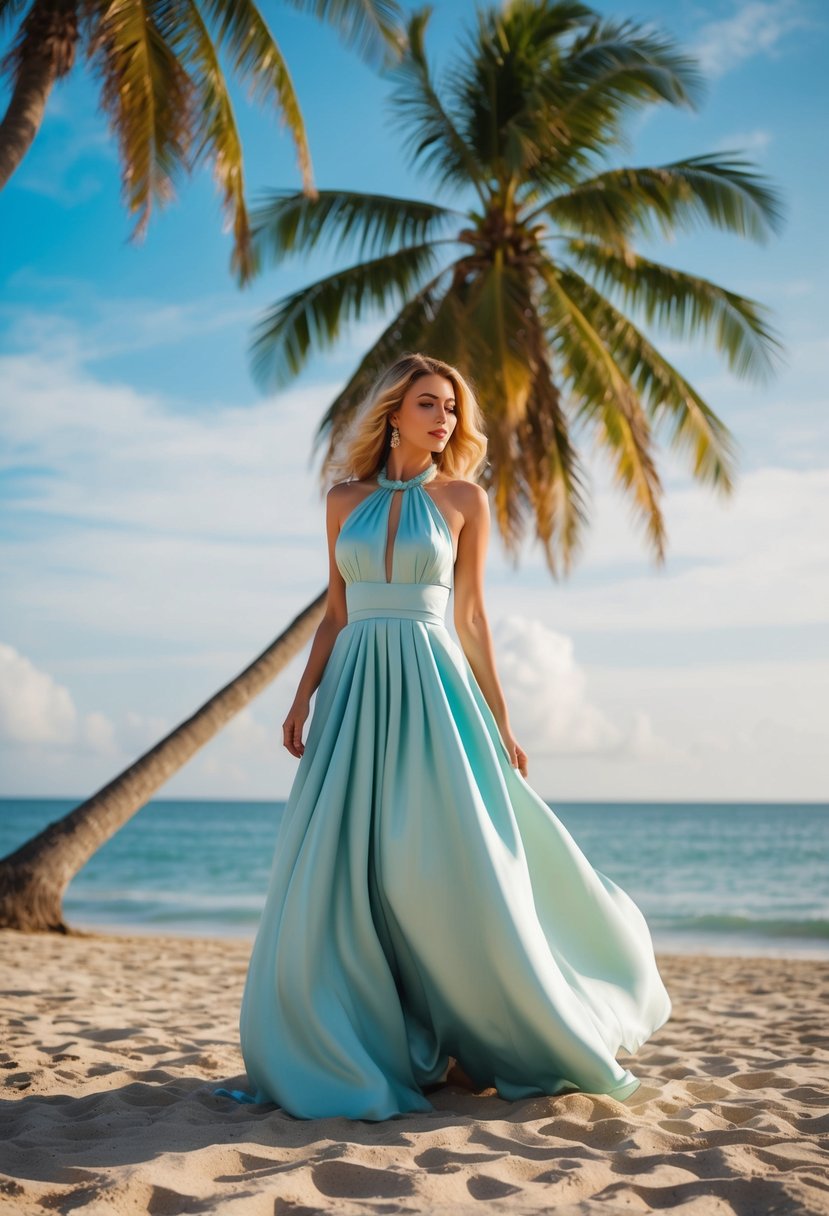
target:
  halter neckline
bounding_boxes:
[377,462,438,490]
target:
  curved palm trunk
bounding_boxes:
[0,589,327,933]
[0,0,78,191]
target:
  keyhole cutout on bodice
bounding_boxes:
[383,490,403,583]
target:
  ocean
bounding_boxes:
[1,798,827,959]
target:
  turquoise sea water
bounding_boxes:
[1,798,827,958]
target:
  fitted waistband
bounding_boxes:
[346,581,450,626]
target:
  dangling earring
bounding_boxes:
[390,424,400,448]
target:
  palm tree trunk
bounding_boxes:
[0,588,328,933]
[0,0,78,191]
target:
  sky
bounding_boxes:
[1,0,827,803]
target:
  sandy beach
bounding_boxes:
[1,928,827,1215]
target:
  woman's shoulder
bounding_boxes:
[428,476,487,536]
[433,475,486,511]
[435,474,484,494]
[328,476,378,497]
[327,479,379,525]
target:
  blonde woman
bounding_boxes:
[215,352,672,1121]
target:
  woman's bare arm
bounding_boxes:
[452,482,513,739]
[283,486,349,756]
[294,485,350,701]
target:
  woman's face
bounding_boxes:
[392,374,458,455]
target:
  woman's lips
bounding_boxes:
[430,430,448,437]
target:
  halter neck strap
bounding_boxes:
[377,462,438,490]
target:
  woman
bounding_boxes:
[214,352,672,1121]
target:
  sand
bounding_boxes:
[1,928,827,1215]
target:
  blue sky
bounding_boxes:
[1,0,827,801]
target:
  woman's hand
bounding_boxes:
[499,724,528,778]
[282,696,310,758]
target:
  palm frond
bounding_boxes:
[464,248,536,425]
[447,6,704,193]
[386,7,489,199]
[157,0,252,282]
[520,317,591,577]
[565,236,785,381]
[198,0,314,193]
[532,154,786,246]
[445,0,590,185]
[558,262,741,492]
[452,251,545,552]
[249,241,446,390]
[540,260,667,563]
[558,14,705,135]
[238,0,785,572]
[85,0,194,237]
[249,187,462,266]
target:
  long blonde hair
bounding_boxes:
[328,353,488,486]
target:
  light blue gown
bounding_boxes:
[214,461,672,1121]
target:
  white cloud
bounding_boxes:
[711,127,773,152]
[626,710,690,763]
[492,615,685,762]
[0,643,77,744]
[0,279,260,361]
[579,657,829,801]
[81,710,117,753]
[690,0,818,78]
[0,642,116,752]
[495,460,829,637]
[0,641,273,773]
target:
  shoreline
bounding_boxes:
[56,918,829,962]
[1,928,828,1213]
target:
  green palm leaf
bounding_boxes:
[464,249,536,423]
[156,1,252,278]
[387,8,490,199]
[249,241,447,388]
[541,259,667,558]
[551,263,741,490]
[565,236,784,380]
[520,336,591,576]
[249,187,462,264]
[554,15,706,155]
[85,0,193,233]
[534,154,786,245]
[197,0,319,199]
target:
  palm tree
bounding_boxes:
[0,0,786,933]
[0,0,406,283]
[249,0,784,568]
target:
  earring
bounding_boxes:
[390,424,400,448]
